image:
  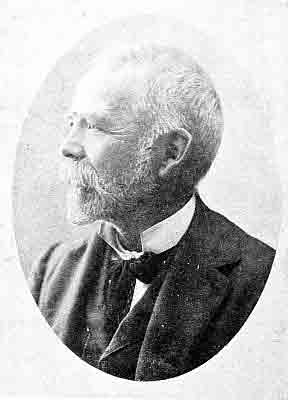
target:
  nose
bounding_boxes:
[61,140,86,160]
[61,121,87,160]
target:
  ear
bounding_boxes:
[158,128,192,178]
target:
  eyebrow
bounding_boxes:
[65,112,136,136]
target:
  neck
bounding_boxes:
[110,191,194,252]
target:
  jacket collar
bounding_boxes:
[99,192,242,380]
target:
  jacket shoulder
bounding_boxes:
[205,204,275,267]
[202,206,276,315]
[194,203,276,350]
[28,232,100,303]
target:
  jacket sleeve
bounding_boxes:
[27,243,61,304]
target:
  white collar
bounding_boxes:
[94,195,196,260]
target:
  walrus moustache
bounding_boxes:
[63,159,107,195]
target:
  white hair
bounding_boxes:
[86,44,224,188]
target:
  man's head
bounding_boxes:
[61,44,223,227]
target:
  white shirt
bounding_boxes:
[95,195,196,310]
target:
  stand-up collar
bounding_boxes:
[95,195,196,260]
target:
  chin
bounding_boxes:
[67,213,94,226]
[66,188,111,225]
[65,186,100,226]
[65,203,95,226]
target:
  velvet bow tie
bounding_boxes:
[127,252,162,284]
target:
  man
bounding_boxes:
[29,45,275,381]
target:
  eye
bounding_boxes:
[87,123,97,130]
[64,116,75,129]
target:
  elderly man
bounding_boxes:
[29,45,275,381]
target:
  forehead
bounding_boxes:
[70,61,150,114]
[70,69,109,115]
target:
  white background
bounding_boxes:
[1,1,288,399]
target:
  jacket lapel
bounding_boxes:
[50,230,108,352]
[99,193,241,380]
[99,273,165,361]
[135,261,230,380]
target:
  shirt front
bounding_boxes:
[94,195,196,309]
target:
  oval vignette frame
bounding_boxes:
[13,14,282,384]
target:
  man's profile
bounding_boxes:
[28,44,275,381]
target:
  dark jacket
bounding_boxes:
[28,194,275,381]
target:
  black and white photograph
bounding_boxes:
[1,1,288,398]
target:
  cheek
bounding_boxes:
[84,134,139,174]
[84,134,113,167]
[109,141,139,173]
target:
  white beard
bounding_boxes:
[65,182,124,226]
[66,186,94,225]
[62,149,159,226]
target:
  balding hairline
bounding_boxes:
[87,44,224,186]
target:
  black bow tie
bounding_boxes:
[126,252,162,284]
